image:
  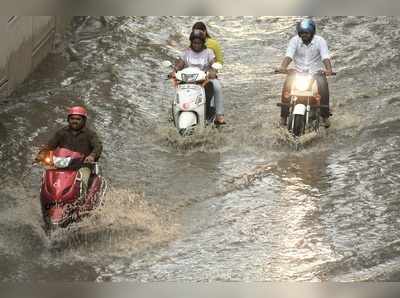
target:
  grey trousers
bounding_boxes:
[210,79,224,116]
[79,167,91,196]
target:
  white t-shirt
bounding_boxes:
[285,35,330,74]
[180,48,215,71]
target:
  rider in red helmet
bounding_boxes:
[38,105,103,194]
[68,106,88,118]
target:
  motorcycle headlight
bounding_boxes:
[294,75,312,91]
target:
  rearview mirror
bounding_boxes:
[162,60,173,68]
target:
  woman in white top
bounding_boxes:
[172,30,224,123]
[173,30,215,72]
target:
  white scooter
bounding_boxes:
[163,61,222,135]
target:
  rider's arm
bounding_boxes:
[207,58,217,79]
[320,37,332,74]
[36,129,62,161]
[174,59,185,72]
[89,131,103,161]
[284,36,297,60]
[279,56,292,71]
[45,129,63,150]
[206,48,216,71]
[323,58,333,74]
[278,36,297,72]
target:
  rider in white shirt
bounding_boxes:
[277,19,334,128]
[286,34,330,74]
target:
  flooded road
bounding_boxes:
[1,16,400,281]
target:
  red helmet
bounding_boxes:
[68,106,88,118]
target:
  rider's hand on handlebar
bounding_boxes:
[274,68,295,74]
[84,155,95,163]
[34,148,48,164]
[34,154,41,163]
[274,67,287,74]
[207,69,217,79]
[167,71,176,79]
[323,69,336,76]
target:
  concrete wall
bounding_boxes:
[0,16,71,97]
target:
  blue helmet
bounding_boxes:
[297,19,316,35]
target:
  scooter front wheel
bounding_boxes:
[292,114,305,137]
[179,127,195,136]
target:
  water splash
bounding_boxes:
[271,126,323,150]
[157,125,226,153]
[48,187,178,257]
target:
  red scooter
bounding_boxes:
[36,147,107,230]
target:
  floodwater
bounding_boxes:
[1,16,400,281]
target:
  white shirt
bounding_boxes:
[180,48,215,71]
[285,35,330,74]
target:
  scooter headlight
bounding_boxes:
[294,75,312,91]
[53,156,72,168]
[181,73,198,82]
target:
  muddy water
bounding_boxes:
[1,16,400,281]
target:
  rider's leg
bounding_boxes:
[210,79,225,124]
[79,167,92,197]
[280,73,295,126]
[315,74,330,127]
[204,81,214,119]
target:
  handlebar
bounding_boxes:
[273,69,296,75]
[34,153,95,170]
[273,69,336,76]
[35,160,96,171]
[276,102,329,108]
